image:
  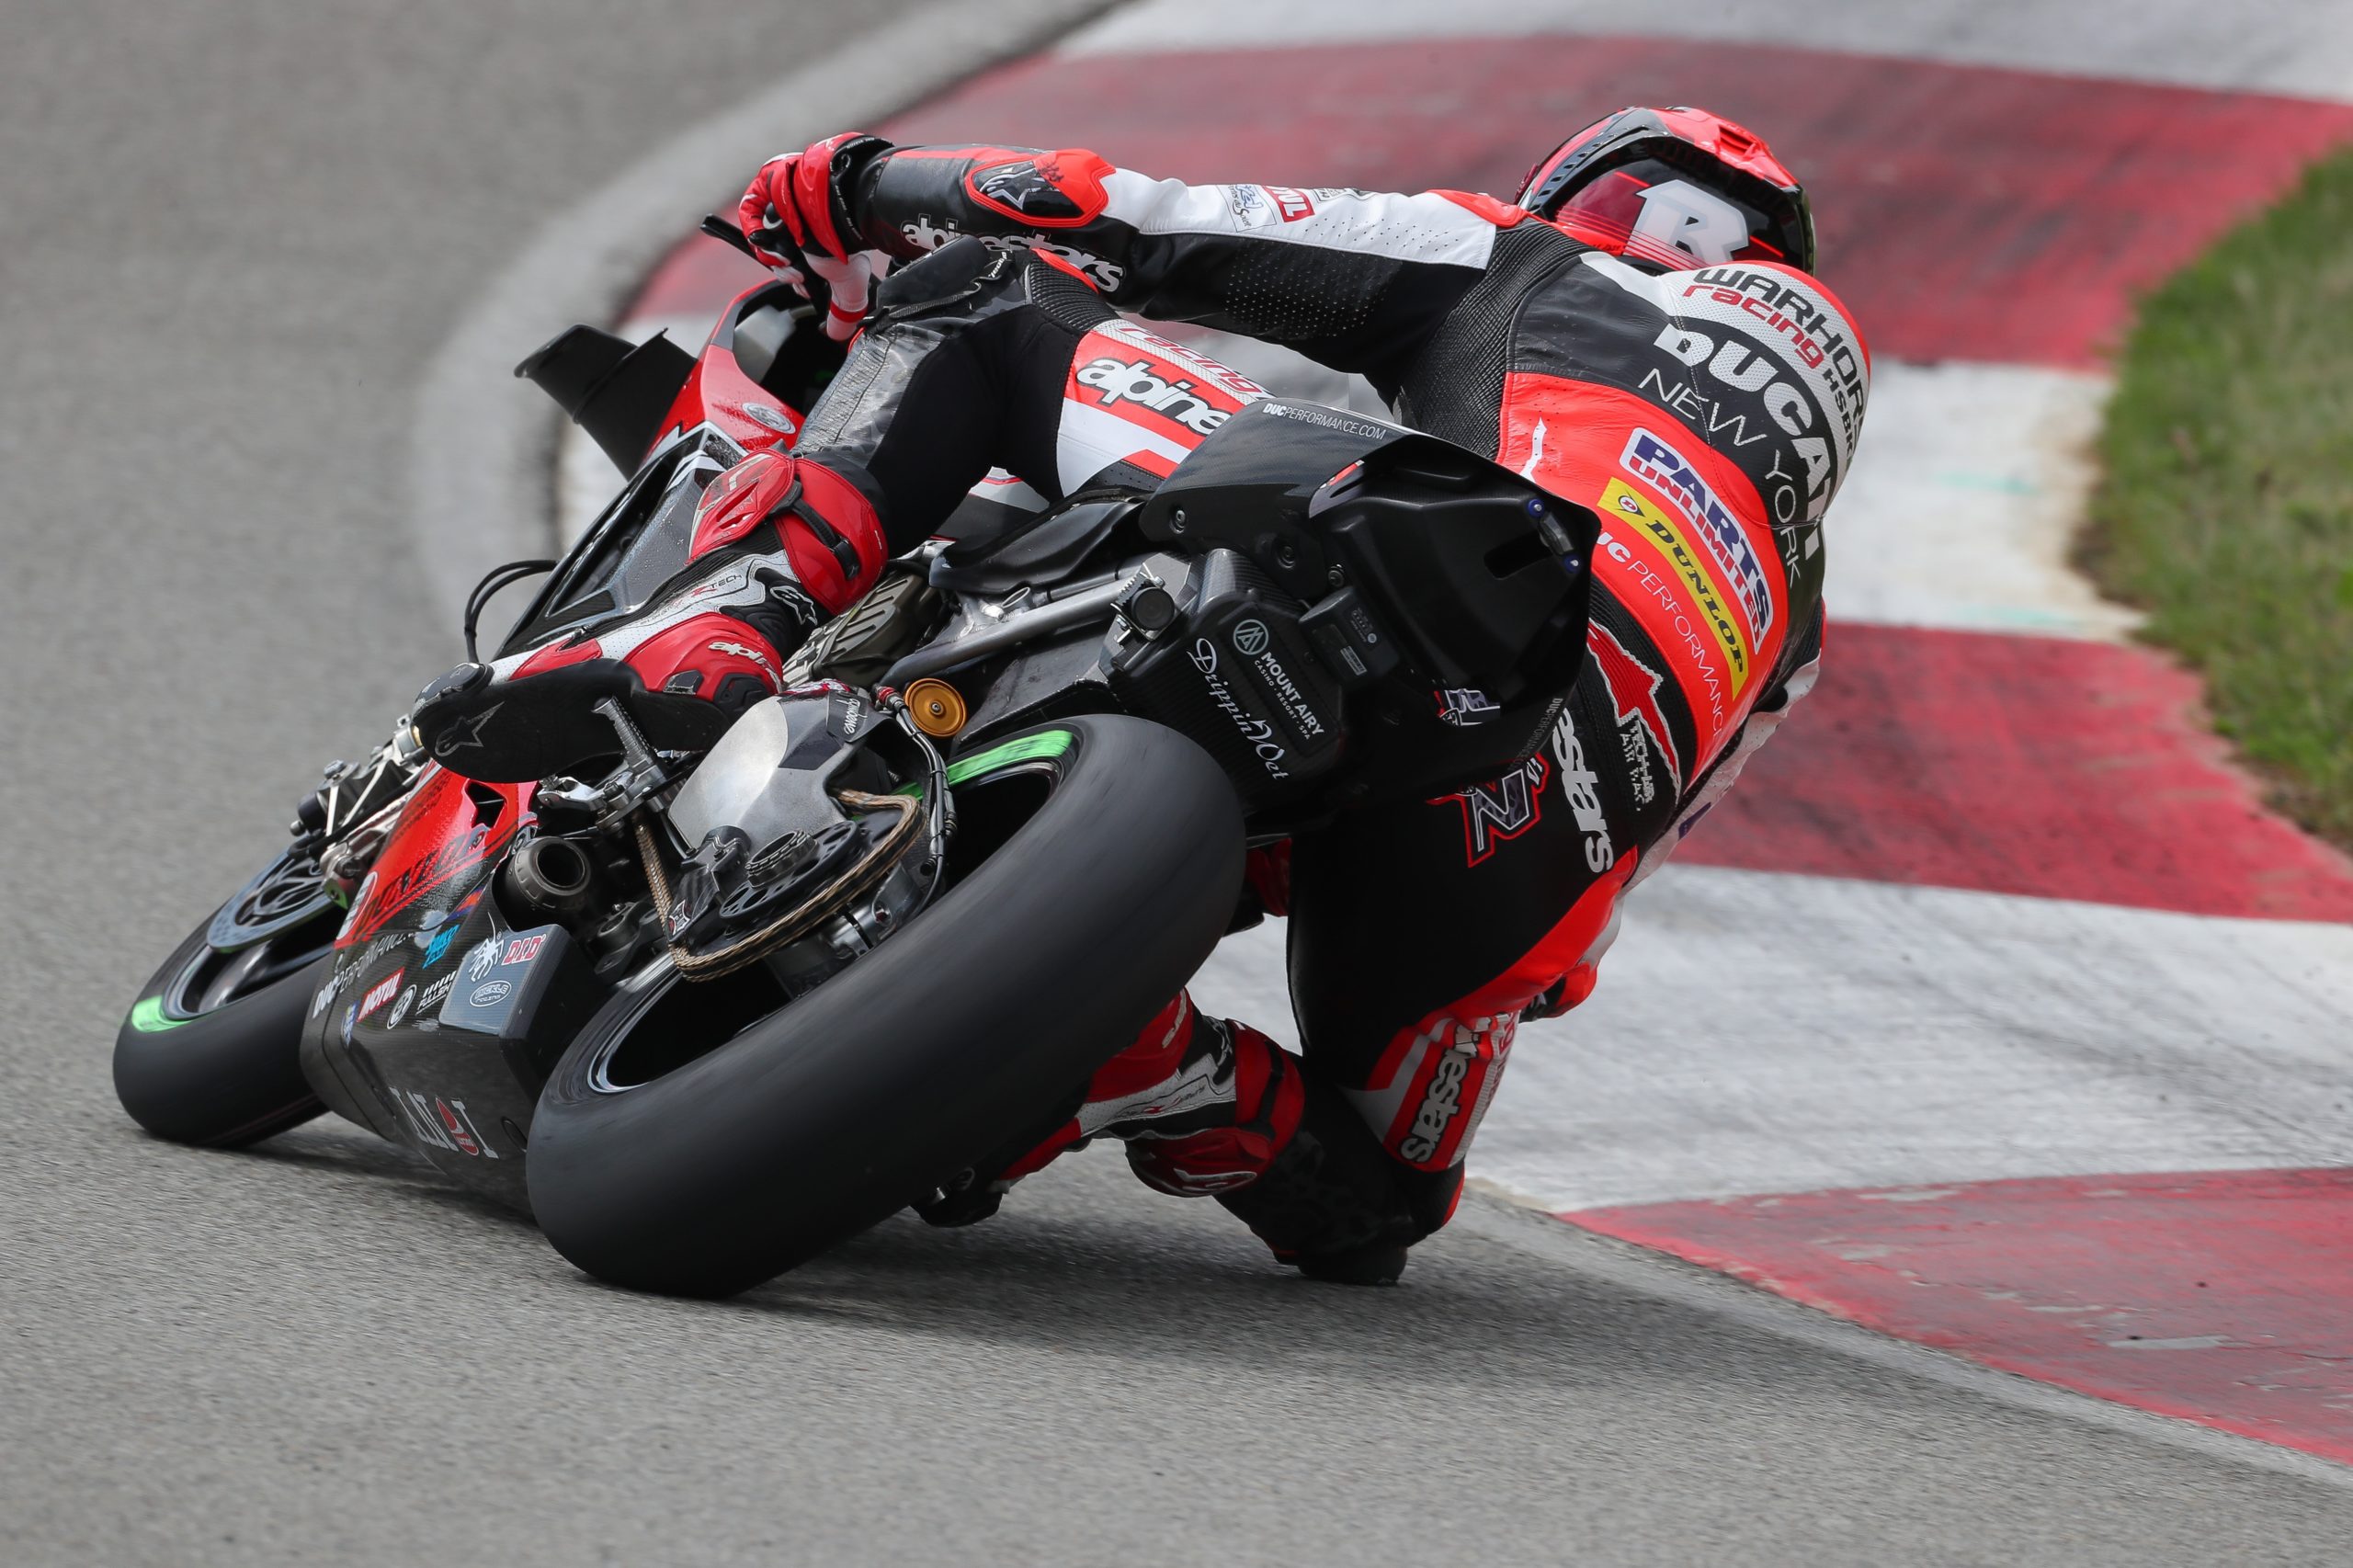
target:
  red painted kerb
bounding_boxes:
[1568,1168,2353,1466]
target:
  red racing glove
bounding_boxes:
[736,132,893,341]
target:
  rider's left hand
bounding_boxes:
[736,132,892,341]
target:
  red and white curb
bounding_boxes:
[578,0,2353,1464]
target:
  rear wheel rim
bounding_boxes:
[585,752,1070,1097]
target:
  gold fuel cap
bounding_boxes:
[904,678,968,738]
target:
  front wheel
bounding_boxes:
[528,716,1246,1297]
[114,847,339,1147]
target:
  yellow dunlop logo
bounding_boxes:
[1599,479,1750,696]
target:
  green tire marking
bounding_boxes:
[945,729,1074,785]
[128,996,189,1034]
[894,728,1075,797]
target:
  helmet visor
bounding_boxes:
[1553,160,1791,271]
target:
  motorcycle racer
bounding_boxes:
[416,108,1868,1285]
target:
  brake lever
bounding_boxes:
[538,699,678,834]
[700,213,758,258]
[699,213,835,321]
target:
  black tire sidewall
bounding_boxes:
[114,926,330,1148]
[528,716,1245,1297]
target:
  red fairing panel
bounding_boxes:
[336,766,531,948]
[650,285,815,461]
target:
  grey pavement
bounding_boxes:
[3,2,2352,1563]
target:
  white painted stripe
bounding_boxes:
[1825,361,2137,640]
[1061,0,2353,103]
[1188,864,2353,1212]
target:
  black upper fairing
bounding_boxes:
[497,436,734,657]
[1135,399,1597,706]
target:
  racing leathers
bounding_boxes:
[439,137,1870,1282]
[780,142,1870,1280]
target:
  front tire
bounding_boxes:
[114,916,335,1148]
[528,716,1245,1297]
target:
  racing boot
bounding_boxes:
[915,991,1293,1224]
[920,991,1425,1275]
[915,987,1444,1284]
[413,451,885,783]
[916,992,1306,1222]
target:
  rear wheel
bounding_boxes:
[113,846,339,1147]
[528,716,1245,1297]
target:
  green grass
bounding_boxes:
[2083,144,2353,851]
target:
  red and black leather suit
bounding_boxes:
[422,139,1869,1282]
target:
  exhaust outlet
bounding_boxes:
[501,835,601,924]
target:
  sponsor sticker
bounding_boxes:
[1437,755,1548,866]
[1435,687,1502,728]
[1226,183,1275,228]
[499,934,547,966]
[1549,710,1616,874]
[1264,186,1316,222]
[1620,429,1775,641]
[415,888,483,964]
[359,969,404,1021]
[470,981,512,1008]
[422,924,462,969]
[392,1090,497,1160]
[1262,401,1400,442]
[311,977,340,1018]
[1188,637,1290,779]
[1594,524,1731,748]
[1398,1048,1471,1165]
[1588,623,1683,803]
[1599,479,1751,698]
[387,986,416,1028]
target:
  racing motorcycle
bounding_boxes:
[113,223,1597,1298]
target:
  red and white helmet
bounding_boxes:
[1518,106,1816,274]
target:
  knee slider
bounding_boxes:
[1214,1074,1451,1260]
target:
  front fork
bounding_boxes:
[301,718,429,904]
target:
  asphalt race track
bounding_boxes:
[6,2,2353,1563]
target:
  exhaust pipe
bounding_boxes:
[501,835,601,925]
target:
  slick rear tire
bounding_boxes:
[115,924,332,1148]
[528,716,1245,1298]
